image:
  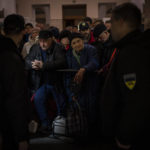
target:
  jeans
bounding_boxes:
[34,84,65,127]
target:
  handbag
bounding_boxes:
[52,116,66,136]
[69,80,82,99]
[66,100,88,137]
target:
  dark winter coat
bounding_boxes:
[25,41,67,94]
[101,30,150,147]
[0,36,29,148]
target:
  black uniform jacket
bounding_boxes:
[101,30,150,145]
[0,36,29,143]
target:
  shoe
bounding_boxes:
[55,115,65,121]
[55,115,62,120]
[37,125,52,137]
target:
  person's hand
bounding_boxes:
[72,96,77,101]
[34,60,43,69]
[97,68,103,74]
[31,60,39,70]
[74,68,86,84]
[115,138,131,150]
[31,60,43,70]
[18,141,28,150]
[28,120,38,133]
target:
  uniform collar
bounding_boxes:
[0,36,24,61]
[113,30,142,49]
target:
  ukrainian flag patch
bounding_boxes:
[123,73,136,90]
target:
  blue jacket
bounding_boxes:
[66,44,99,71]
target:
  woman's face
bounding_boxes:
[71,37,84,52]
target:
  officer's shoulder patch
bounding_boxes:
[123,73,136,90]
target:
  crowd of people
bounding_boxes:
[1,2,150,150]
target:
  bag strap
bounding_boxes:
[101,48,118,72]
[74,100,81,111]
[106,48,117,68]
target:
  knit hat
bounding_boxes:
[31,27,40,33]
[39,30,53,39]
[59,30,72,41]
[49,27,59,39]
[93,24,107,38]
[71,32,84,42]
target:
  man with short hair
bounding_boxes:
[0,14,29,150]
[24,23,34,42]
[25,30,66,134]
[72,25,78,33]
[101,3,150,150]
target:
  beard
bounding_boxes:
[83,33,90,43]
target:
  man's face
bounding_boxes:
[86,21,91,28]
[80,29,90,40]
[72,27,78,33]
[39,38,53,51]
[98,31,109,43]
[71,38,84,52]
[25,25,33,34]
[111,15,122,42]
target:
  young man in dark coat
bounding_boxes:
[0,14,30,150]
[101,3,150,150]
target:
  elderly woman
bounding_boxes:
[65,32,100,136]
[21,27,40,58]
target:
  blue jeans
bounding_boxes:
[34,84,65,127]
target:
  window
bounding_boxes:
[32,5,50,24]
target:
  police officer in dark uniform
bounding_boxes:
[101,3,150,150]
[0,14,30,150]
